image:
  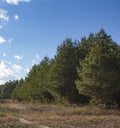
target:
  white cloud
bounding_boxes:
[0,61,25,84]
[25,68,30,73]
[0,8,9,22]
[14,55,23,60]
[12,64,22,73]
[0,36,6,44]
[0,61,13,78]
[0,61,14,84]
[0,9,9,29]
[3,53,6,57]
[5,0,31,5]
[14,14,19,21]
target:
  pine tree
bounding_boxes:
[76,29,120,105]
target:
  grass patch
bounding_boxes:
[0,112,6,117]
[1,100,120,128]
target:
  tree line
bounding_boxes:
[0,29,120,106]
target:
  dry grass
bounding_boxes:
[0,100,120,128]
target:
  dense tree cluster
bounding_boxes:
[0,80,18,99]
[0,29,120,106]
[76,30,120,105]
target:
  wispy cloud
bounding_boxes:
[14,14,19,21]
[0,61,14,84]
[0,61,24,84]
[36,53,40,60]
[31,54,40,65]
[25,68,30,73]
[0,8,9,28]
[0,9,9,22]
[5,0,31,5]
[0,0,32,84]
[0,36,6,44]
[32,60,36,65]
[0,61,13,78]
[14,55,23,60]
[12,64,22,73]
[3,53,6,57]
[8,38,13,44]
[0,36,13,44]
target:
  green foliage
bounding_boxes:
[48,39,88,104]
[76,29,120,105]
[1,29,120,106]
[12,39,89,104]
[0,80,18,99]
[12,57,54,103]
[11,79,24,101]
[78,33,94,59]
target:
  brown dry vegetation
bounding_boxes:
[0,100,120,128]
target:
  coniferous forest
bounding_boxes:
[0,29,120,106]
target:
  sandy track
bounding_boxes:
[19,118,52,128]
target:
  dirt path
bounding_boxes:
[19,118,52,128]
[5,102,52,128]
[19,118,32,124]
[8,103,27,110]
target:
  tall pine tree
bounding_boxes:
[76,29,120,105]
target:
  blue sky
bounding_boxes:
[0,0,120,84]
